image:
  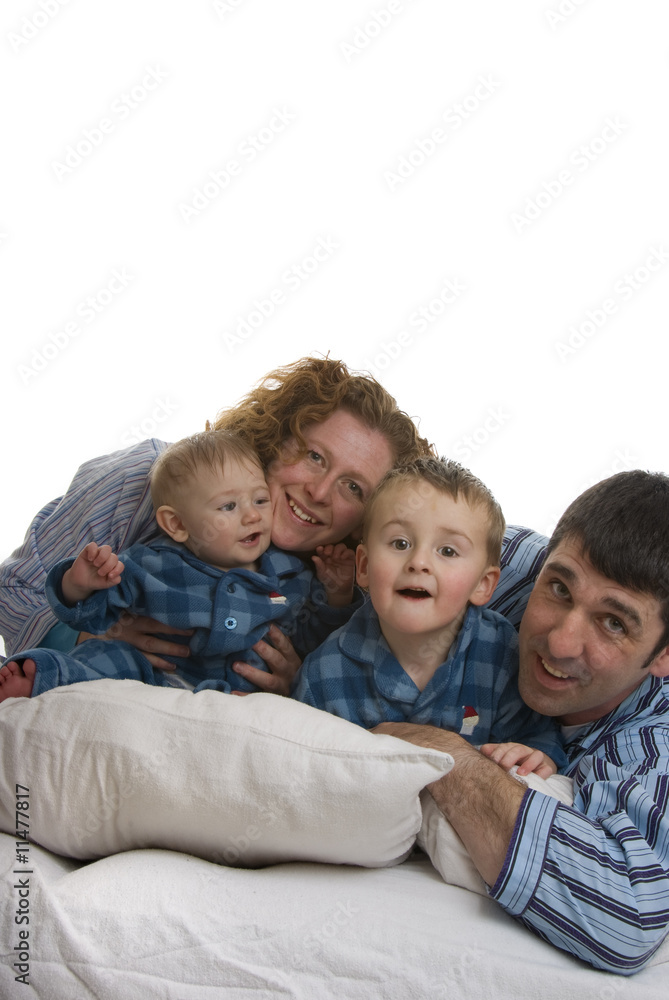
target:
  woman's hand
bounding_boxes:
[311,543,356,607]
[232,624,302,696]
[77,613,193,671]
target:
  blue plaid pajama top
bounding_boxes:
[292,599,566,766]
[45,537,354,690]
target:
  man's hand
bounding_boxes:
[78,613,193,671]
[312,543,356,607]
[232,625,302,696]
[480,742,558,779]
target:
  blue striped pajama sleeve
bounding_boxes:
[493,679,669,973]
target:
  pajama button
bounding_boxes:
[227,584,235,593]
[224,617,237,630]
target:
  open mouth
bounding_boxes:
[240,532,261,545]
[287,496,321,526]
[397,588,431,600]
[540,657,575,681]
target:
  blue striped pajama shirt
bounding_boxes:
[494,675,669,973]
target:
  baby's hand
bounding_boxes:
[312,543,355,608]
[479,742,558,779]
[61,542,125,605]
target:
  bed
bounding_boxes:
[1,679,667,999]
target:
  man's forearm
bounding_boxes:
[427,743,526,885]
[373,723,526,885]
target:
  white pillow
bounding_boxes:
[418,770,574,895]
[0,680,453,868]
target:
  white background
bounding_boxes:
[1,0,667,603]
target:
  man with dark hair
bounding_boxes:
[375,470,669,975]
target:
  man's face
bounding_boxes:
[519,538,669,725]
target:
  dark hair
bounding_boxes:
[362,456,505,565]
[548,470,669,654]
[150,430,262,509]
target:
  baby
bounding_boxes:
[292,456,566,776]
[0,430,356,700]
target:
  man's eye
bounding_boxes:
[604,616,626,635]
[551,580,570,599]
[391,539,410,550]
[438,546,457,557]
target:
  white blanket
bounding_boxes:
[2,833,667,999]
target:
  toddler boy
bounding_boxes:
[292,456,566,775]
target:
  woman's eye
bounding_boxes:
[391,539,410,550]
[308,450,323,464]
[438,546,457,557]
[346,481,363,498]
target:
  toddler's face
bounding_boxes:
[178,457,272,570]
[356,481,498,640]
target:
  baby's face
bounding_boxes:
[179,457,272,570]
[356,481,497,640]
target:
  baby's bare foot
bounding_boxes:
[0,659,36,701]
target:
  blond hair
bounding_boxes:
[150,430,263,510]
[362,456,505,565]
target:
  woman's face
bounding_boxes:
[267,409,395,552]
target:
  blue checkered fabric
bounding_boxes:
[36,537,355,693]
[292,599,566,766]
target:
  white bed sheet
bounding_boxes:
[2,832,668,999]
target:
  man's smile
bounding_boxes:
[542,658,571,680]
